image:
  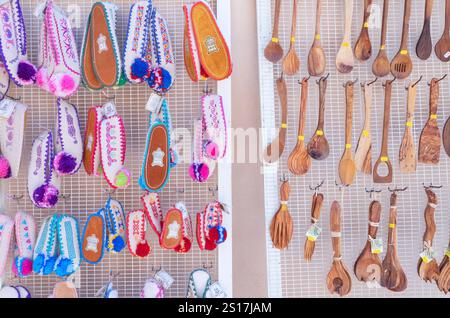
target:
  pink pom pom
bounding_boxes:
[60,74,75,92]
[36,68,49,88]
[189,163,210,183]
[204,140,219,160]
[21,259,33,276]
[0,156,11,179]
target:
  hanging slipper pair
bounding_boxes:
[0,284,31,298]
[189,119,215,183]
[126,210,151,258]
[81,2,124,90]
[35,0,80,98]
[82,102,130,189]
[140,269,174,298]
[183,1,232,82]
[196,201,227,251]
[186,268,227,298]
[160,202,193,253]
[33,214,81,277]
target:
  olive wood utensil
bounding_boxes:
[354,82,373,174]
[282,0,300,75]
[373,79,394,184]
[390,0,412,79]
[416,0,434,60]
[354,201,382,284]
[418,78,442,165]
[304,193,324,261]
[308,0,326,76]
[326,201,352,296]
[338,81,356,186]
[336,0,355,73]
[399,80,418,173]
[264,0,284,63]
[270,180,293,250]
[443,115,450,157]
[307,76,330,161]
[437,239,450,293]
[372,0,390,77]
[354,0,373,61]
[435,0,450,62]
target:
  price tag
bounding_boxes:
[0,98,16,119]
[205,282,227,298]
[420,248,435,264]
[154,270,174,290]
[145,93,163,113]
[370,238,383,254]
[103,102,117,118]
[305,223,322,242]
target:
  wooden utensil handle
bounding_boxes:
[363,84,372,131]
[297,78,309,137]
[406,83,417,123]
[272,0,282,38]
[380,0,389,46]
[368,201,381,238]
[429,79,440,116]
[424,189,437,243]
[330,201,342,258]
[445,0,450,34]
[277,77,288,125]
[280,180,291,201]
[315,0,322,36]
[424,0,434,23]
[317,77,327,130]
[400,0,411,50]
[290,0,298,42]
[388,193,398,245]
[344,82,354,145]
[311,193,324,221]
[381,80,392,155]
[344,0,354,40]
[362,0,373,25]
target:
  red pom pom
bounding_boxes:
[135,241,151,257]
[208,228,219,242]
[174,238,192,253]
[204,238,217,251]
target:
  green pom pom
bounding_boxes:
[115,170,130,188]
[117,72,127,87]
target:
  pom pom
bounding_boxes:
[131,58,150,79]
[189,163,210,183]
[204,238,217,251]
[43,255,57,275]
[115,169,130,188]
[174,238,192,254]
[0,156,11,179]
[32,254,45,273]
[111,235,125,253]
[55,257,73,277]
[136,240,150,258]
[203,140,219,160]
[147,67,173,93]
[60,74,76,92]
[16,258,33,277]
[17,61,37,84]
[33,184,59,208]
[208,227,219,242]
[36,68,49,89]
[53,152,77,175]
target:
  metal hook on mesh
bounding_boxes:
[343,78,358,88]
[382,77,396,87]
[361,77,378,88]
[203,81,213,95]
[365,187,382,199]
[309,179,325,194]
[335,180,350,191]
[422,183,443,189]
[0,81,21,102]
[428,74,447,86]
[406,75,423,90]
[316,73,330,85]
[151,265,162,273]
[101,89,116,101]
[208,185,218,197]
[202,262,213,270]
[388,186,408,193]
[102,188,117,199]
[298,75,311,85]
[280,173,289,182]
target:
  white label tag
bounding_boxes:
[154,270,174,290]
[0,99,16,119]
[370,238,383,254]
[444,51,450,59]
[420,248,435,264]
[305,223,322,242]
[103,102,117,118]
[205,282,227,298]
[146,93,163,113]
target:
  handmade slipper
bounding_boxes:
[205,282,227,298]
[54,98,83,176]
[15,285,31,298]
[202,94,227,160]
[141,191,163,238]
[0,0,36,86]
[126,210,151,258]
[196,210,216,251]
[0,62,9,93]
[12,211,35,278]
[0,99,27,178]
[186,268,212,298]
[82,209,105,264]
[27,131,60,209]
[204,201,227,246]
[173,202,193,253]
[105,198,126,253]
[0,285,19,298]
[33,215,58,275]
[55,215,81,277]
[52,281,78,298]
[160,207,183,250]
[80,7,102,90]
[0,214,14,277]
[189,119,214,183]
[83,106,103,176]
[140,278,164,298]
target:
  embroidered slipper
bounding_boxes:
[202,94,227,160]
[189,119,214,183]
[54,98,83,176]
[173,202,193,254]
[36,0,80,98]
[82,209,105,264]
[186,268,212,298]
[183,1,232,82]
[160,207,183,250]
[204,201,227,246]
[55,215,81,277]
[0,0,36,86]
[52,281,78,298]
[83,105,103,176]
[205,282,227,298]
[15,285,31,298]
[0,214,14,277]
[0,98,27,178]
[0,62,10,94]
[12,212,35,278]
[196,210,216,251]
[126,210,151,258]
[140,278,164,298]
[33,215,58,275]
[105,198,126,253]
[27,131,60,209]
[0,285,19,298]
[141,191,163,238]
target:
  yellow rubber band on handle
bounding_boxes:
[364,22,369,28]
[430,114,437,120]
[400,49,408,55]
[345,144,352,149]
[291,36,296,43]
[362,130,369,137]
[406,121,413,127]
[446,249,450,258]
[342,42,350,47]
[381,156,389,162]
[316,130,324,136]
[272,37,279,43]
[281,123,288,129]
[315,34,321,40]
[298,135,305,141]
[307,236,317,242]
[389,223,396,229]
[380,45,386,50]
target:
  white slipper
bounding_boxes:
[126,210,150,258]
[33,215,58,275]
[12,211,35,277]
[0,214,14,277]
[140,278,164,298]
[186,268,211,298]
[105,198,126,253]
[55,215,81,277]
[0,285,20,298]
[141,192,163,238]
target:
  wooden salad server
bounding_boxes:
[264,76,288,163]
[372,0,390,77]
[435,0,450,62]
[326,201,352,296]
[354,0,373,61]
[264,0,284,63]
[338,81,356,186]
[307,75,330,161]
[417,188,440,284]
[416,0,434,60]
[373,79,394,184]
[399,79,419,173]
[288,77,311,175]
[381,192,408,292]
[282,0,300,75]
[354,201,382,284]
[336,0,355,74]
[354,81,374,175]
[418,77,443,165]
[307,0,326,76]
[304,192,324,261]
[390,0,412,79]
[437,238,450,293]
[270,180,293,250]
[443,113,450,158]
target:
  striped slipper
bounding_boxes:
[105,198,126,253]
[141,192,163,239]
[12,211,35,277]
[55,215,81,277]
[0,214,14,277]
[126,210,151,258]
[33,215,58,275]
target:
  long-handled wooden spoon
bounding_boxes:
[308,0,326,76]
[435,0,450,62]
[443,113,450,157]
[264,0,284,63]
[354,81,374,174]
[373,79,394,184]
[339,81,356,186]
[437,238,450,293]
[336,0,355,73]
[391,0,412,79]
[354,0,373,61]
[372,0,390,77]
[270,180,293,250]
[416,0,434,60]
[307,75,330,161]
[282,0,300,75]
[304,192,324,261]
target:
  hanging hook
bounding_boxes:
[298,76,311,85]
[407,75,423,89]
[382,77,396,87]
[175,188,186,195]
[388,186,408,193]
[151,265,162,273]
[59,194,71,201]
[280,173,289,182]
[365,187,382,199]
[309,179,325,193]
[335,180,350,190]
[102,188,117,199]
[202,262,213,270]
[361,77,378,88]
[316,73,330,85]
[343,78,358,88]
[7,194,24,202]
[428,74,447,86]
[101,89,116,101]
[0,82,21,102]
[422,183,443,189]
[208,185,219,197]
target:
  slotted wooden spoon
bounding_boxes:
[270,180,293,250]
[282,0,300,75]
[264,0,284,63]
[390,0,412,79]
[416,0,434,60]
[336,0,355,73]
[354,82,373,175]
[435,0,450,62]
[308,0,326,76]
[372,0,390,77]
[354,0,373,61]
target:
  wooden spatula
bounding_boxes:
[354,0,373,61]
[372,0,390,77]
[416,0,434,60]
[435,0,450,62]
[354,82,373,174]
[282,0,300,75]
[264,0,284,63]
[391,0,412,79]
[336,0,355,73]
[308,0,326,76]
[339,81,356,186]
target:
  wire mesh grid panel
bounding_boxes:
[2,0,220,298]
[257,0,449,298]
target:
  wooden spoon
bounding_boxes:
[307,76,330,161]
[416,0,434,60]
[354,201,382,284]
[399,80,418,173]
[282,0,300,75]
[373,79,394,184]
[326,201,352,296]
[354,0,373,61]
[304,192,324,261]
[435,0,450,62]
[288,77,311,175]
[270,180,293,250]
[418,78,442,165]
[372,0,390,77]
[437,239,450,293]
[264,0,284,63]
[443,115,450,157]
[390,0,412,79]
[338,81,356,186]
[264,76,288,163]
[308,0,326,76]
[354,82,373,175]
[336,0,355,73]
